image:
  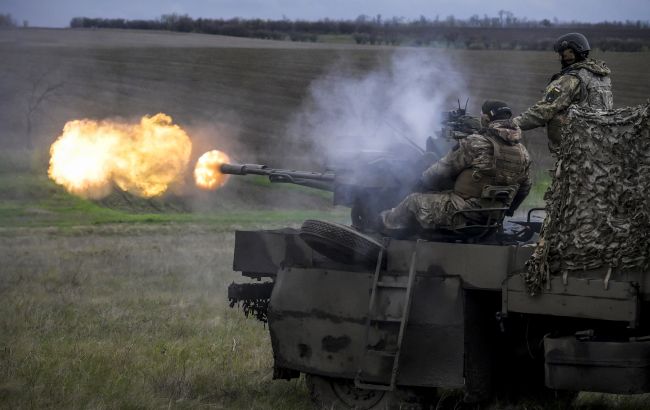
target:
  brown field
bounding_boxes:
[2,28,649,169]
[1,28,650,409]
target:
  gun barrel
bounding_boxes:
[220,163,270,176]
[220,163,335,190]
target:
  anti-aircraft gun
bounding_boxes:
[220,151,433,234]
[221,103,650,409]
[221,102,485,235]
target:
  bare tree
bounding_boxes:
[24,71,64,149]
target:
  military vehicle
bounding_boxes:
[223,107,650,409]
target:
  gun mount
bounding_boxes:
[220,148,440,233]
[221,100,481,231]
[423,98,482,157]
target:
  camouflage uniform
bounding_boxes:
[381,120,532,230]
[513,58,613,153]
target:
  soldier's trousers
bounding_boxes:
[381,191,468,230]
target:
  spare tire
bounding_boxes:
[300,219,384,267]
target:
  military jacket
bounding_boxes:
[422,120,532,213]
[514,59,613,152]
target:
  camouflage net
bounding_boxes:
[524,102,650,295]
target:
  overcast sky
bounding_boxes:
[2,0,649,28]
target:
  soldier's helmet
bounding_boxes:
[553,32,591,54]
[481,100,512,121]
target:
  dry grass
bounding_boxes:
[0,225,312,409]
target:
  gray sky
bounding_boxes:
[2,0,649,28]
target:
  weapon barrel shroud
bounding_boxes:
[220,163,335,191]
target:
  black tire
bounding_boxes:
[299,219,384,267]
[306,375,422,410]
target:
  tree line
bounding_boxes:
[0,13,17,27]
[61,13,650,51]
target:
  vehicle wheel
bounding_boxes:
[299,220,384,267]
[305,375,421,410]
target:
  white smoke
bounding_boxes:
[288,49,469,162]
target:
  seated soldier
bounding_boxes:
[380,100,532,233]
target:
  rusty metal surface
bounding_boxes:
[386,239,522,289]
[561,267,650,301]
[235,228,650,298]
[233,229,314,277]
[505,275,640,325]
[399,275,464,387]
[545,335,650,393]
[268,267,464,387]
[268,268,371,379]
[235,229,538,289]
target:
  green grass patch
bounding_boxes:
[0,171,345,228]
[0,195,347,229]
[520,170,551,210]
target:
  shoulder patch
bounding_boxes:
[545,86,562,103]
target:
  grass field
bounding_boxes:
[0,224,316,409]
[1,28,650,409]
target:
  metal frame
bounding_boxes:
[448,206,509,237]
[355,239,420,391]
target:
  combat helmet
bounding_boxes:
[482,100,512,121]
[553,32,590,54]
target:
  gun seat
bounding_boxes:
[427,185,516,242]
[382,186,515,243]
[417,207,507,243]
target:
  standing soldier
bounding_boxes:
[513,32,613,153]
[380,100,531,232]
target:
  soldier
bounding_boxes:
[380,100,531,232]
[513,32,613,153]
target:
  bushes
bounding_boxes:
[0,13,17,27]
[67,14,650,50]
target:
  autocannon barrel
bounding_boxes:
[220,163,335,191]
[220,163,270,176]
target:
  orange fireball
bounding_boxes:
[48,114,192,199]
[194,150,231,190]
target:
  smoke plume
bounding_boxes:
[288,50,468,163]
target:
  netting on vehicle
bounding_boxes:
[524,102,650,295]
